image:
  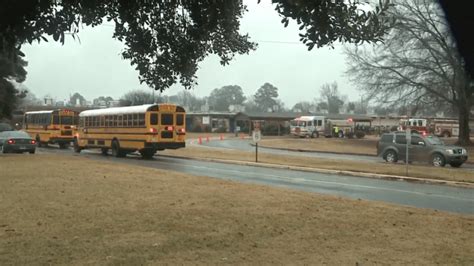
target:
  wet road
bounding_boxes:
[37,146,474,215]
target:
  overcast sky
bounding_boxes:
[22,0,360,108]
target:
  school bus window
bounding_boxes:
[123,115,128,127]
[139,113,145,126]
[128,114,133,127]
[133,114,139,127]
[126,114,131,127]
[100,116,104,127]
[61,116,73,125]
[150,113,158,125]
[161,113,173,125]
[176,114,184,126]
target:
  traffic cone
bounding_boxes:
[198,137,202,145]
[220,134,224,140]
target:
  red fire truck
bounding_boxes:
[398,118,429,135]
[432,119,459,138]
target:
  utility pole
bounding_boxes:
[406,109,411,176]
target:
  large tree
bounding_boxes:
[119,89,154,106]
[69,92,87,106]
[254,83,280,112]
[345,0,473,145]
[174,90,206,112]
[319,82,345,114]
[291,101,315,113]
[0,0,391,119]
[208,85,246,112]
[271,0,392,50]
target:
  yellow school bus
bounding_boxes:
[23,109,78,148]
[74,103,186,158]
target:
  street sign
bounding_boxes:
[252,130,261,142]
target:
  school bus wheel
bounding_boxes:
[101,148,109,155]
[59,142,69,149]
[111,140,126,158]
[140,149,155,159]
[73,138,82,153]
[35,135,42,147]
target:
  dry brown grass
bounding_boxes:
[258,137,378,155]
[258,136,474,161]
[0,154,473,264]
[163,146,474,184]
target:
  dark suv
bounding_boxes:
[377,132,468,167]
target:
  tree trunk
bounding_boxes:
[456,100,472,146]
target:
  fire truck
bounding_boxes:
[290,116,353,138]
[398,118,429,135]
[432,118,459,138]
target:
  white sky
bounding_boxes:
[22,0,360,108]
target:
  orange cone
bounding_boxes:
[198,137,202,145]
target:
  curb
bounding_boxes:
[160,154,474,189]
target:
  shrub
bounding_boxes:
[355,131,365,139]
[262,124,280,136]
[191,124,202,132]
[214,126,227,133]
[346,132,355,139]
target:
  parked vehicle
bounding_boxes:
[290,116,353,138]
[377,132,468,167]
[398,118,429,135]
[0,130,37,154]
[290,116,326,138]
[432,118,459,138]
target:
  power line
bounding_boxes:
[256,40,301,45]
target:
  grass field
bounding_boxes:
[0,154,473,264]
